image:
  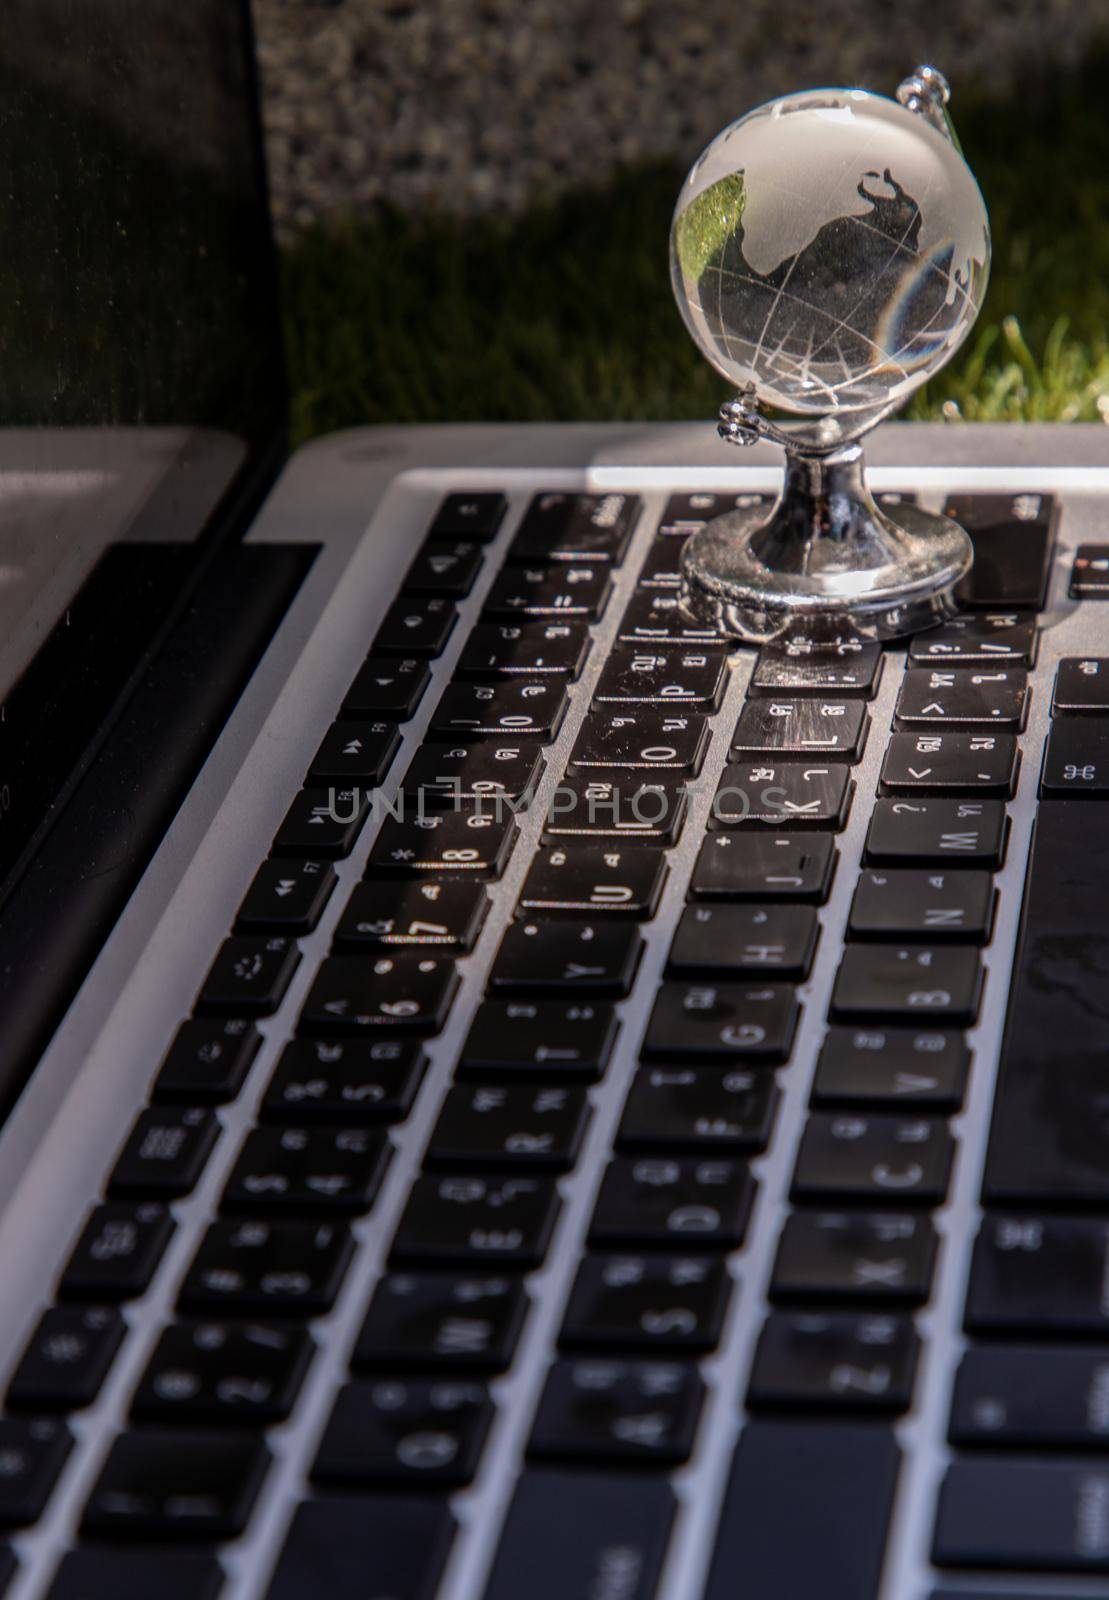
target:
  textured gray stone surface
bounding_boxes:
[253,0,1109,234]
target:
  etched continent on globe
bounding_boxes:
[671,88,991,445]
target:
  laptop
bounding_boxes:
[2,3,1108,1597]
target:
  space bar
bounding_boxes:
[984,800,1109,1203]
[702,1421,901,1600]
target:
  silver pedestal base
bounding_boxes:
[679,446,973,644]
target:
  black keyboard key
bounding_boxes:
[343,654,430,719]
[490,919,643,996]
[946,490,1056,609]
[460,999,618,1080]
[427,1084,589,1171]
[403,538,483,597]
[571,707,709,773]
[771,1211,937,1305]
[661,490,769,525]
[236,858,337,935]
[881,730,1019,797]
[691,830,835,902]
[0,1417,71,1527]
[594,647,728,707]
[668,902,818,978]
[402,738,544,806]
[391,1175,560,1268]
[927,1593,1059,1600]
[108,1107,219,1199]
[1041,719,1109,796]
[618,588,726,645]
[429,490,506,542]
[179,1220,353,1316]
[300,954,458,1035]
[353,1272,528,1374]
[703,1421,900,1600]
[635,536,688,588]
[731,698,868,761]
[849,868,995,942]
[511,492,639,563]
[561,1254,731,1352]
[518,844,667,918]
[750,643,883,698]
[8,1307,125,1413]
[196,936,299,1017]
[1054,656,1109,715]
[152,1018,260,1104]
[60,1204,174,1303]
[131,1321,313,1425]
[934,1457,1109,1571]
[81,1428,270,1540]
[642,981,799,1063]
[46,1548,224,1600]
[529,1357,704,1465]
[812,1027,970,1110]
[710,761,852,829]
[368,808,516,877]
[273,788,369,858]
[458,620,590,680]
[617,1065,778,1154]
[313,1378,492,1488]
[965,1214,1109,1335]
[985,803,1109,1203]
[264,1496,455,1600]
[373,596,456,657]
[335,878,488,951]
[866,797,1008,867]
[950,1344,1109,1448]
[483,1469,674,1600]
[484,562,612,621]
[910,612,1038,666]
[1072,543,1109,598]
[896,666,1028,730]
[832,943,982,1023]
[430,679,568,741]
[590,1156,754,1249]
[221,1125,389,1215]
[543,773,688,845]
[262,1038,426,1124]
[306,720,399,786]
[748,1311,919,1413]
[792,1113,954,1204]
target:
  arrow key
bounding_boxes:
[237,858,338,935]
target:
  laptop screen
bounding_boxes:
[0,0,285,705]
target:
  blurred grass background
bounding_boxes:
[281,49,1109,445]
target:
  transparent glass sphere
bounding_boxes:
[671,88,991,447]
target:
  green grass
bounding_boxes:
[282,51,1109,444]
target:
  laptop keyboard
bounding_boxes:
[6,478,1109,1598]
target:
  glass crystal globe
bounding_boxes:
[671,86,991,448]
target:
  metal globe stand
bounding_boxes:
[679,421,972,644]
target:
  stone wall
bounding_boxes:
[254,0,1109,234]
